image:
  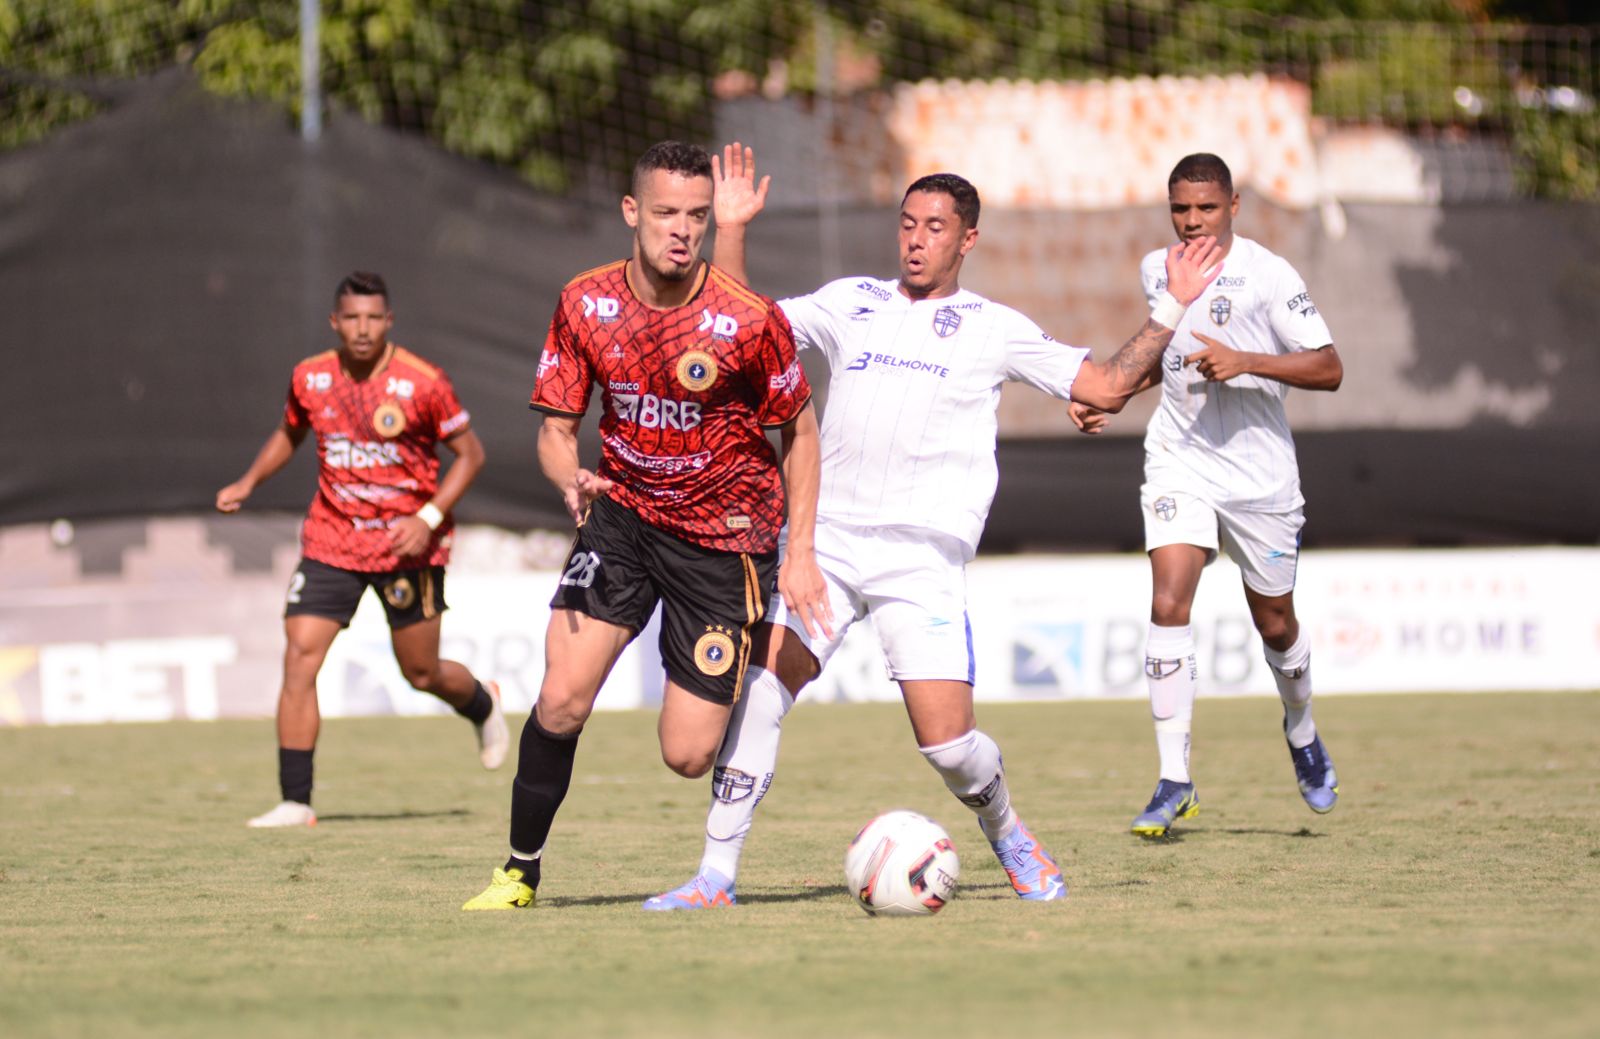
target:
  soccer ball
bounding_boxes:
[843,810,960,917]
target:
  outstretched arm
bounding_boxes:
[1185,334,1343,391]
[215,424,307,512]
[1069,236,1224,412]
[711,141,769,287]
[388,428,487,557]
[775,402,832,639]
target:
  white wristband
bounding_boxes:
[1150,292,1187,331]
[416,503,444,531]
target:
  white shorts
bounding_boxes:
[1140,480,1303,597]
[767,521,974,683]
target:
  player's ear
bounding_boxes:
[959,226,979,256]
[622,194,640,229]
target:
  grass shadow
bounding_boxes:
[315,809,472,822]
[547,884,849,909]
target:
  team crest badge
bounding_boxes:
[694,625,737,676]
[676,350,718,391]
[373,400,407,438]
[1209,296,1232,326]
[1153,496,1178,522]
[932,307,962,338]
[382,576,416,610]
[711,766,756,804]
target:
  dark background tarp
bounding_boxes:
[3,71,1596,550]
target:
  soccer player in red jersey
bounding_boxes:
[217,271,509,829]
[463,141,828,910]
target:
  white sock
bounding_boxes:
[1147,623,1197,783]
[1265,633,1315,748]
[698,666,792,882]
[920,729,1018,843]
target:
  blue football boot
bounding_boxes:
[1130,778,1199,837]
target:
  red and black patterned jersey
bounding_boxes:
[283,345,471,572]
[531,260,810,553]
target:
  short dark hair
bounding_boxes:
[334,271,389,308]
[1169,153,1234,197]
[631,140,713,197]
[902,173,981,229]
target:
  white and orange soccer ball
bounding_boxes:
[843,810,960,917]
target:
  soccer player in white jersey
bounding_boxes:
[1073,152,1344,837]
[642,144,1222,909]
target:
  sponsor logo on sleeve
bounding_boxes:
[537,349,560,381]
[855,280,893,301]
[1287,292,1319,318]
[439,410,470,436]
[769,360,803,395]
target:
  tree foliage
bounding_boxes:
[0,0,1594,198]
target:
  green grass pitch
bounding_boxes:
[3,692,1597,1038]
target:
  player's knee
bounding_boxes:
[662,745,716,779]
[399,661,441,691]
[1253,612,1295,647]
[773,636,820,693]
[1150,590,1193,626]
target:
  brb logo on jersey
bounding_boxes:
[324,437,403,470]
[1209,297,1233,326]
[933,307,962,338]
[676,350,718,391]
[581,294,621,322]
[698,309,739,341]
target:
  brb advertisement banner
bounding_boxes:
[1,548,1595,727]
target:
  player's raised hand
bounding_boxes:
[564,469,615,524]
[1068,401,1110,435]
[1163,234,1224,304]
[778,545,834,641]
[712,141,769,230]
[1185,331,1253,382]
[215,479,253,513]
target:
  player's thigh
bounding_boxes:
[762,527,863,684]
[646,527,777,707]
[389,614,445,685]
[542,498,659,729]
[281,613,343,684]
[373,565,448,631]
[898,679,977,748]
[1217,505,1303,598]
[860,535,973,684]
[657,679,733,777]
[283,557,366,628]
[1141,483,1221,560]
[538,608,634,732]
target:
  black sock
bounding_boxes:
[278,747,314,805]
[507,713,581,888]
[454,680,493,725]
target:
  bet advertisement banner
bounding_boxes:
[1,548,1594,727]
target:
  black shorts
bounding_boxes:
[284,556,448,630]
[550,494,776,705]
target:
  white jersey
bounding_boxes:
[780,277,1089,558]
[1139,235,1333,512]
